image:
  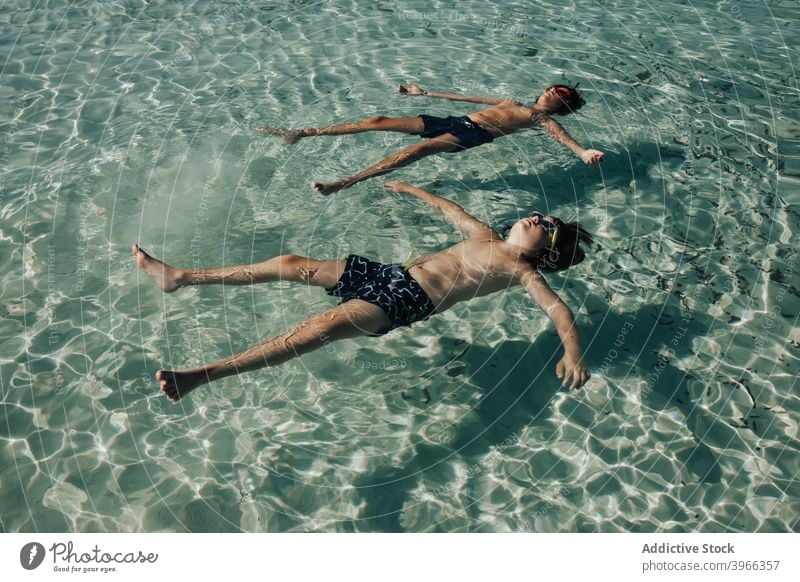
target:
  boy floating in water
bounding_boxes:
[134,181,594,401]
[258,82,604,194]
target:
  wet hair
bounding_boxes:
[536,219,594,272]
[542,84,585,116]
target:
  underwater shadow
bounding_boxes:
[345,290,748,531]
[344,332,568,532]
[581,300,733,489]
[450,139,679,217]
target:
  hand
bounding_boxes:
[399,82,426,96]
[556,355,590,390]
[382,180,412,193]
[580,149,604,165]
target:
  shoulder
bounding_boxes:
[530,110,551,124]
[512,257,551,288]
[467,223,504,242]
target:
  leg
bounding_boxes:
[133,244,345,292]
[156,300,391,400]
[257,115,425,144]
[311,134,461,195]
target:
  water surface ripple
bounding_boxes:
[1,0,798,532]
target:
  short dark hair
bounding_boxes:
[535,220,594,273]
[546,84,585,116]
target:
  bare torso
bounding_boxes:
[407,237,524,313]
[467,101,543,136]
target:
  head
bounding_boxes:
[506,212,594,273]
[536,84,585,116]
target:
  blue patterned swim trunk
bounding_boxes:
[325,254,436,335]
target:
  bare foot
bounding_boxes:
[256,126,304,144]
[156,369,210,401]
[311,180,348,195]
[132,244,185,293]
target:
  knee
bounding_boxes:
[364,115,387,127]
[280,254,303,266]
[279,254,305,274]
[280,254,319,282]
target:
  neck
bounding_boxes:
[523,249,546,263]
[530,103,554,113]
[505,239,545,262]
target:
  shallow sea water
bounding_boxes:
[1,0,799,532]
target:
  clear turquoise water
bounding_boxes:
[1,0,798,532]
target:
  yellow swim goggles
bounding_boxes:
[530,212,559,250]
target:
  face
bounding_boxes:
[536,85,572,112]
[507,212,559,254]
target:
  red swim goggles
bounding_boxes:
[546,85,575,98]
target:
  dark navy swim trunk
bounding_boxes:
[325,254,436,335]
[418,115,495,151]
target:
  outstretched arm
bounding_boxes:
[533,113,604,165]
[518,266,590,389]
[383,181,499,239]
[399,82,512,106]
